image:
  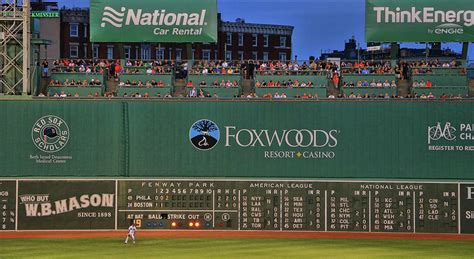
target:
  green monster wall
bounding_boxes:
[0,100,473,179]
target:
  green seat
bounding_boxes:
[255,75,327,87]
[119,74,173,87]
[412,87,468,97]
[117,87,172,97]
[194,87,240,98]
[255,87,327,98]
[412,75,467,86]
[188,74,241,87]
[342,74,396,85]
[47,86,104,97]
[343,87,397,97]
[50,73,105,83]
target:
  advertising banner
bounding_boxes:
[90,0,218,43]
[366,0,474,42]
[17,180,115,230]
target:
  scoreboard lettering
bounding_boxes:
[2,179,474,233]
[117,180,464,233]
[0,181,16,230]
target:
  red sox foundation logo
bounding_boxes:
[31,115,70,153]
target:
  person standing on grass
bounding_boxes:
[124,223,137,244]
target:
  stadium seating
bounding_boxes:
[117,87,172,97]
[412,67,467,86]
[188,74,241,87]
[255,87,326,98]
[48,72,106,96]
[341,74,397,85]
[196,87,240,98]
[342,87,397,97]
[255,74,327,87]
[119,74,173,87]
[412,87,468,98]
[47,86,103,97]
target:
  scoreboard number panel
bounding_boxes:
[0,181,16,231]
[3,179,474,233]
[116,180,465,233]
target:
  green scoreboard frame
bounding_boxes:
[2,179,474,234]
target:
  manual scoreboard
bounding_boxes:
[1,179,474,234]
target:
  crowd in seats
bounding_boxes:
[38,91,104,98]
[190,60,241,74]
[338,92,466,99]
[187,87,221,98]
[50,59,108,73]
[255,60,337,75]
[340,61,393,74]
[407,59,460,68]
[118,80,166,87]
[256,79,316,87]
[49,79,102,87]
[121,92,173,98]
[258,92,322,99]
[187,80,239,88]
[342,79,397,88]
[412,80,433,88]
[123,60,174,74]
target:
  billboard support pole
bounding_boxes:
[461,43,469,66]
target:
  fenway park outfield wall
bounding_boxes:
[0,100,473,179]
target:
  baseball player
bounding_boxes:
[124,223,137,244]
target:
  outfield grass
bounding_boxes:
[1,238,474,258]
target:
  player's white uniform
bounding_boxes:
[124,225,137,244]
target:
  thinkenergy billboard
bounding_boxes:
[366,0,474,42]
[90,0,218,43]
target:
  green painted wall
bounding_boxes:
[0,100,473,179]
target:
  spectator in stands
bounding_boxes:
[383,80,391,88]
[391,80,397,88]
[42,60,49,77]
[187,81,194,87]
[198,89,205,98]
[362,80,369,87]
[370,80,376,88]
[200,80,207,87]
[419,80,426,88]
[376,80,383,87]
[189,87,197,98]
[426,80,433,88]
[146,67,153,75]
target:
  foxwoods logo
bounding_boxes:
[99,6,208,35]
[189,119,340,159]
[427,122,474,151]
[372,7,474,35]
[31,115,70,153]
[189,119,220,151]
